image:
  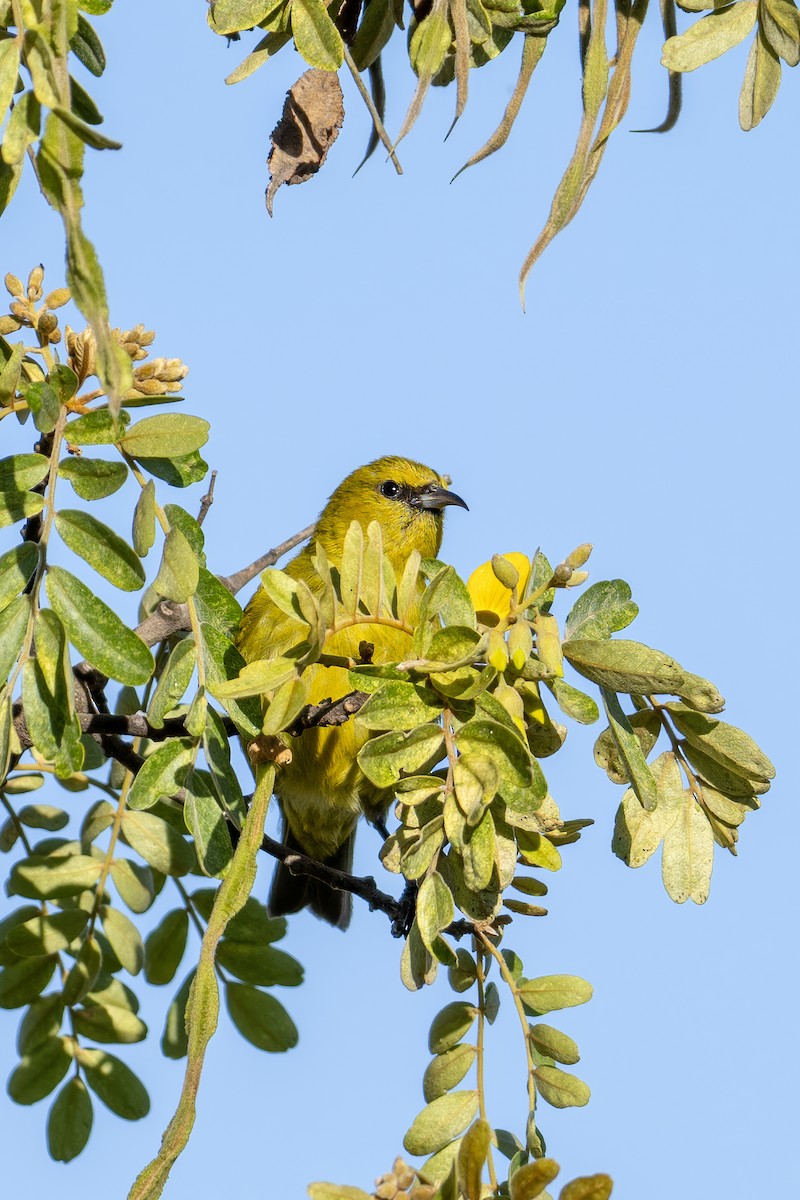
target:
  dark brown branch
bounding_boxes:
[133,600,191,648]
[219,522,316,595]
[286,690,369,735]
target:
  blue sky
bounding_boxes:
[1,2,797,1197]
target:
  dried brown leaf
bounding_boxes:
[266,69,344,216]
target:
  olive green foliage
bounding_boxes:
[2,2,798,310]
[0,268,773,1197]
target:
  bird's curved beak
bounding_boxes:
[417,484,469,512]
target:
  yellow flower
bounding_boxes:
[467,553,531,626]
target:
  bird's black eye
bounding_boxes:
[380,480,402,500]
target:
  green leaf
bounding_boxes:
[529,1023,580,1065]
[101,906,144,975]
[404,1090,480,1156]
[357,680,443,731]
[130,734,196,811]
[662,786,715,904]
[0,453,50,491]
[10,854,102,899]
[147,637,196,727]
[0,544,37,613]
[548,678,599,725]
[611,752,683,868]
[8,1035,71,1104]
[209,654,299,700]
[534,1065,590,1108]
[193,568,241,636]
[456,717,535,792]
[72,1002,147,1044]
[564,579,638,641]
[564,638,689,697]
[110,858,155,914]
[600,689,657,811]
[739,26,782,129]
[57,455,128,500]
[666,704,775,782]
[358,722,445,788]
[121,808,194,876]
[79,1048,150,1119]
[662,1,758,71]
[54,509,146,591]
[216,940,303,986]
[161,968,195,1059]
[761,0,800,63]
[203,705,247,825]
[0,488,45,528]
[17,993,64,1054]
[225,981,298,1051]
[0,955,56,1008]
[45,566,154,685]
[119,413,209,459]
[17,803,69,831]
[559,1176,613,1200]
[47,1077,94,1162]
[209,0,288,34]
[71,12,107,75]
[518,975,593,1015]
[62,935,103,1006]
[184,769,232,877]
[137,450,208,488]
[7,909,88,956]
[132,479,156,556]
[458,1118,492,1200]
[26,381,62,433]
[0,40,21,125]
[144,908,189,986]
[429,1001,478,1053]
[291,0,345,68]
[409,10,453,78]
[417,872,455,953]
[66,409,130,445]
[153,525,199,602]
[508,1158,561,1200]
[2,90,41,166]
[423,1043,477,1102]
[0,594,30,679]
[200,624,262,738]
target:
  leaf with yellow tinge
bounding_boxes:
[612,752,683,867]
[661,786,714,904]
[662,1,757,71]
[458,1118,492,1200]
[403,1089,479,1156]
[558,1175,613,1200]
[739,27,781,129]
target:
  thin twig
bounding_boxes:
[197,469,217,527]
[219,523,316,595]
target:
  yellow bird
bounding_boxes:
[236,456,468,928]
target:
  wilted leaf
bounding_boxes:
[266,69,344,216]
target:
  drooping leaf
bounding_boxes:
[225,982,298,1051]
[79,1048,150,1119]
[266,67,344,214]
[47,1077,94,1162]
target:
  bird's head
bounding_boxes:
[313,456,468,568]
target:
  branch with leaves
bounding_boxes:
[0,267,775,1196]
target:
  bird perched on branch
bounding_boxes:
[236,456,468,929]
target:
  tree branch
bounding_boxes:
[218,522,316,595]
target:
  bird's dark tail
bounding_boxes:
[268,826,354,930]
